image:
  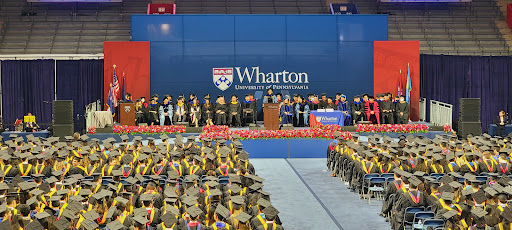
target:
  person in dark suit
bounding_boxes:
[495,110,509,137]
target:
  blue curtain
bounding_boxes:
[56,60,104,133]
[420,54,512,132]
[1,60,55,129]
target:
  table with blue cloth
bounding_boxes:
[488,124,512,136]
[310,111,345,126]
[2,131,50,141]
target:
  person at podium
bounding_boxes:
[24,113,39,132]
[159,95,173,126]
[262,88,277,104]
[495,110,509,137]
[124,93,132,102]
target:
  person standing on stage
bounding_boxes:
[295,96,310,127]
[395,95,410,124]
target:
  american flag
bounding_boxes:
[112,67,120,107]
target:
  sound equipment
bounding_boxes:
[53,124,73,138]
[53,100,73,124]
[186,127,202,133]
[459,98,480,122]
[458,122,482,138]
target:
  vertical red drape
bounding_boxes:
[103,41,151,104]
[373,41,420,121]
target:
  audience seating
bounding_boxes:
[412,212,435,229]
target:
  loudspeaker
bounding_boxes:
[458,122,482,138]
[53,124,73,138]
[459,98,480,122]
[53,100,73,124]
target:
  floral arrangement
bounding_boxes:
[199,125,352,140]
[87,126,96,135]
[443,124,453,133]
[356,124,429,133]
[113,125,186,135]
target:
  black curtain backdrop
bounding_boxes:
[1,60,55,129]
[420,54,512,133]
[56,60,104,133]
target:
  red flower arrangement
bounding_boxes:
[113,125,186,135]
[356,124,429,133]
[443,124,452,133]
[88,126,96,135]
[199,125,352,140]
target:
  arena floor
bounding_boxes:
[251,158,390,230]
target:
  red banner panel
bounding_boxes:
[374,41,420,121]
[104,41,150,106]
[507,4,512,31]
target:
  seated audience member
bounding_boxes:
[159,95,173,126]
[365,96,380,124]
[174,96,188,123]
[395,95,409,124]
[201,95,214,126]
[380,93,394,124]
[135,98,147,124]
[351,95,364,125]
[319,93,328,109]
[310,95,320,111]
[324,97,336,109]
[279,97,294,125]
[228,95,241,127]
[215,95,228,125]
[295,95,310,127]
[23,113,39,132]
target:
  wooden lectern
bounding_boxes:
[263,103,280,130]
[119,102,135,126]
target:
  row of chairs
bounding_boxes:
[405,207,444,230]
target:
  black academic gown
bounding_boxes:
[392,189,426,230]
[395,102,409,124]
[215,103,228,125]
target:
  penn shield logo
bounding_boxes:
[213,68,233,91]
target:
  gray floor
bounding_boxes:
[251,158,390,230]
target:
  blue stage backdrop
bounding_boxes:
[131,14,387,101]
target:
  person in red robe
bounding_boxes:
[365,96,380,124]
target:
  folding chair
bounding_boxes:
[367,177,386,205]
[361,173,380,198]
[422,219,445,230]
[430,173,444,179]
[475,176,488,183]
[412,212,435,229]
[219,177,230,185]
[403,206,425,229]
[380,173,395,181]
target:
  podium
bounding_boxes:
[263,103,280,130]
[119,102,135,126]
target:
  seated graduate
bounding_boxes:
[365,96,380,124]
[215,95,228,125]
[174,96,188,123]
[159,95,173,126]
[228,95,242,127]
[23,113,39,132]
[201,95,215,126]
[295,95,310,127]
[279,97,293,125]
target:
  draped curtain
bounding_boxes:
[56,60,104,133]
[420,54,512,132]
[1,60,55,129]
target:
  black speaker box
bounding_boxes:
[53,124,74,138]
[458,122,482,138]
[459,98,480,122]
[53,100,73,124]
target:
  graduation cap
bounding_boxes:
[165,205,180,217]
[439,184,454,193]
[409,176,422,187]
[441,192,454,202]
[263,205,279,220]
[80,219,99,230]
[442,210,459,220]
[257,198,271,208]
[472,190,487,204]
[471,207,487,219]
[448,181,462,189]
[461,189,474,197]
[413,171,426,177]
[501,207,512,222]
[484,187,497,197]
[230,211,251,224]
[215,204,230,220]
[53,217,71,230]
[18,181,37,191]
[209,189,223,197]
[34,211,51,220]
[187,206,203,218]
[161,212,178,227]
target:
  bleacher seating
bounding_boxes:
[352,0,511,56]
[0,0,147,54]
[174,0,328,14]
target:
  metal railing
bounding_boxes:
[430,99,453,126]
